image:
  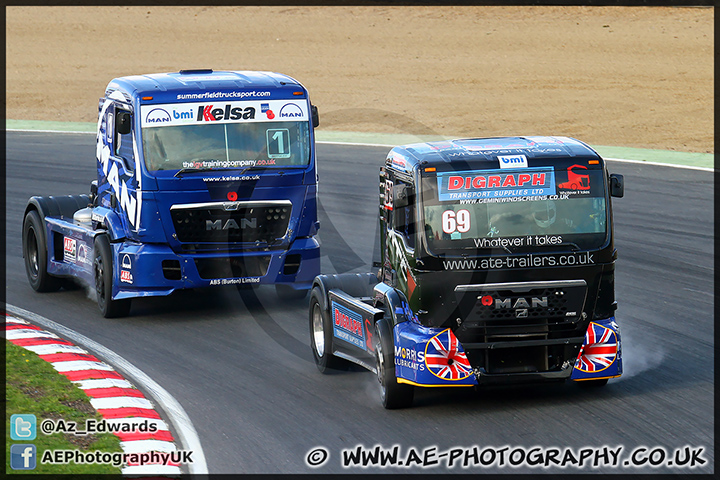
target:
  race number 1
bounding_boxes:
[267,128,291,158]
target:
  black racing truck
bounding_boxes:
[308,136,624,408]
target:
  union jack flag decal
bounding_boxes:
[425,329,473,380]
[575,322,618,373]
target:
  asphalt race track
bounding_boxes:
[5,131,714,474]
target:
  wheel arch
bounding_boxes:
[372,282,412,328]
[25,195,90,222]
[311,272,378,312]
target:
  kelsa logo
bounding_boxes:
[279,103,303,119]
[197,104,256,121]
[145,108,171,124]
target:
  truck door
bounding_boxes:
[382,167,416,295]
[98,102,141,232]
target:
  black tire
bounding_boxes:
[577,378,609,387]
[374,318,414,409]
[22,210,61,292]
[276,284,308,301]
[309,287,348,373]
[93,235,131,318]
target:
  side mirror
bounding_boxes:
[89,180,98,206]
[311,105,319,128]
[116,111,132,135]
[393,184,410,208]
[610,173,624,198]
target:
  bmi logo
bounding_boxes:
[172,109,194,120]
[498,154,528,169]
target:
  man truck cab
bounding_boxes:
[23,69,320,317]
[309,136,624,408]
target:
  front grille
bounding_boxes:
[474,288,576,322]
[194,256,271,280]
[162,260,182,280]
[455,281,587,337]
[463,287,583,339]
[170,202,291,244]
[453,280,588,374]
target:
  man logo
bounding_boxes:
[279,103,304,119]
[77,244,89,264]
[145,108,171,124]
[206,218,258,231]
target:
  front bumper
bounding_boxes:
[111,237,320,300]
[392,317,622,387]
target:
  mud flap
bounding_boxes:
[571,317,622,381]
[393,321,477,387]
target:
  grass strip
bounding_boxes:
[6,340,123,474]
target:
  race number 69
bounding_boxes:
[442,209,471,234]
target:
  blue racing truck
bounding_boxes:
[22,69,320,317]
[309,136,624,408]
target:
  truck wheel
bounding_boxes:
[22,210,61,292]
[309,287,347,373]
[93,235,131,318]
[276,284,308,301]
[374,318,414,409]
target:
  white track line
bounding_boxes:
[52,360,115,372]
[6,329,60,340]
[8,129,95,134]
[90,397,155,410]
[72,378,134,389]
[7,128,712,172]
[603,157,713,172]
[5,304,208,476]
[23,344,88,355]
[119,439,177,454]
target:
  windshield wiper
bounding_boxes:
[520,242,582,252]
[460,245,515,255]
[174,166,241,178]
[236,165,264,176]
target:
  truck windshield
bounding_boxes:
[140,100,311,171]
[420,164,608,253]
